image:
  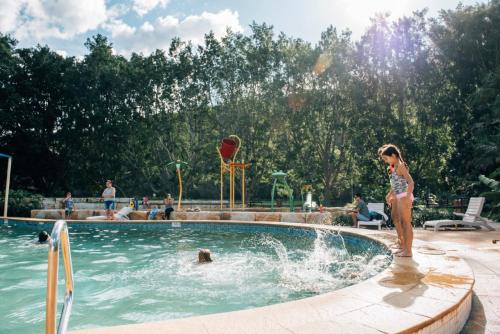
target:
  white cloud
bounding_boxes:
[106,9,243,56]
[55,49,67,57]
[107,3,130,19]
[0,0,23,32]
[102,19,136,38]
[133,0,170,16]
[1,0,107,40]
[140,21,155,32]
[0,1,242,59]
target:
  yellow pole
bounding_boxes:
[242,163,245,209]
[230,164,234,209]
[177,167,182,211]
[220,162,224,209]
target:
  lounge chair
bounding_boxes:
[423,197,495,231]
[86,207,132,220]
[358,203,388,230]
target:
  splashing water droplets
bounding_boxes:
[256,229,390,293]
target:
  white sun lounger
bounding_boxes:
[358,203,388,230]
[86,207,132,220]
[423,197,495,231]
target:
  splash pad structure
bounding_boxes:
[166,160,189,210]
[270,171,294,212]
[217,135,251,209]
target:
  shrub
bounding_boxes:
[334,214,353,226]
[412,206,455,227]
[0,189,44,217]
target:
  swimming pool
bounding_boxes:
[0,221,390,333]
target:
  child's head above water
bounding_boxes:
[198,249,212,263]
[38,231,49,243]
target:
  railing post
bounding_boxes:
[2,155,11,224]
[45,220,74,334]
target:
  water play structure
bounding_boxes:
[301,184,317,212]
[166,160,189,210]
[270,171,294,212]
[217,135,251,209]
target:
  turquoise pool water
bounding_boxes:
[0,223,390,333]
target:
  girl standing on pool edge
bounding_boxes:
[378,144,415,257]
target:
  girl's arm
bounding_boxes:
[399,164,414,194]
[386,190,395,204]
[111,187,116,197]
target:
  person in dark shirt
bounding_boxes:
[348,193,370,228]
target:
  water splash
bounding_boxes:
[257,229,390,293]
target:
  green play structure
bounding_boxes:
[270,171,294,212]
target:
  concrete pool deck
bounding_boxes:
[409,225,500,334]
[20,219,472,334]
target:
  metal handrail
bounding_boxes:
[46,220,74,334]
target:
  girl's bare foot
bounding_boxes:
[395,251,412,257]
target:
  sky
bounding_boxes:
[0,0,487,57]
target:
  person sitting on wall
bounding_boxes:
[164,193,174,220]
[148,206,159,220]
[142,196,150,209]
[347,193,370,228]
[63,192,75,219]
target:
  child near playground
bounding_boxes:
[63,192,74,219]
[164,194,174,220]
[102,180,116,220]
[378,144,414,257]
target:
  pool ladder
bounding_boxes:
[46,220,74,334]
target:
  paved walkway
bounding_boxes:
[402,224,500,334]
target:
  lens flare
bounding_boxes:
[313,53,333,75]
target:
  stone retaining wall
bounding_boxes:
[30,209,334,224]
[42,197,228,210]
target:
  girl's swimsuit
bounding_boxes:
[64,198,74,211]
[390,164,413,200]
[103,187,115,209]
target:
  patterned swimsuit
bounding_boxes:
[390,164,410,199]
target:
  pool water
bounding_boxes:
[0,224,390,333]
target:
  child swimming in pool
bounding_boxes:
[198,249,212,263]
[378,144,415,257]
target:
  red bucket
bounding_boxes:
[219,138,237,160]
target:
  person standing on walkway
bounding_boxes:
[379,144,414,257]
[102,180,116,220]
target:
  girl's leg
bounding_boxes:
[391,201,403,248]
[397,196,413,257]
